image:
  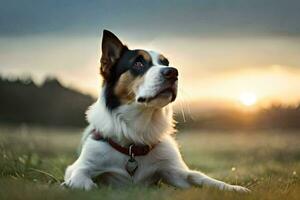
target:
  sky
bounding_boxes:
[1,0,300,108]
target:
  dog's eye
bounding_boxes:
[133,61,144,70]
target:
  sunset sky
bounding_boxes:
[1,0,300,108]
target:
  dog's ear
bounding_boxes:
[100,30,127,80]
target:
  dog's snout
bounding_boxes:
[161,67,178,80]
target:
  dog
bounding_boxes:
[63,30,249,192]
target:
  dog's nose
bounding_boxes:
[161,67,178,80]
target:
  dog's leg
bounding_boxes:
[161,168,250,192]
[187,170,250,192]
[63,166,97,190]
[158,136,250,192]
[62,138,105,190]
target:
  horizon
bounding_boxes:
[1,0,300,110]
[2,74,299,113]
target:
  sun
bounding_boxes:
[239,92,257,106]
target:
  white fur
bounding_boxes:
[136,51,176,108]
[63,50,249,192]
[85,95,174,146]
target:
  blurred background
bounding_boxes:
[1,0,300,129]
[0,1,300,199]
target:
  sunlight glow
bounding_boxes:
[239,92,257,106]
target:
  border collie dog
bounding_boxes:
[63,30,249,192]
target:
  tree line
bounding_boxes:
[0,76,94,127]
[176,104,300,130]
[1,75,300,130]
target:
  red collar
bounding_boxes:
[91,129,155,156]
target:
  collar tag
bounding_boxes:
[126,145,138,176]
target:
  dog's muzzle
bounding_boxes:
[137,67,178,103]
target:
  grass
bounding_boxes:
[0,125,299,200]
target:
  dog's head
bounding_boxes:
[100,30,178,110]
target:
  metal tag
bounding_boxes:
[126,144,139,176]
[125,157,138,176]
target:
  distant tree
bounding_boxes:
[176,103,300,131]
[0,75,95,127]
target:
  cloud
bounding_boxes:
[0,0,300,38]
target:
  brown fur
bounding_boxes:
[137,50,151,63]
[114,72,145,104]
[100,45,127,81]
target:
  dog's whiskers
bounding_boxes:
[178,92,186,123]
[177,88,196,121]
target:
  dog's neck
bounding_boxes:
[86,95,175,146]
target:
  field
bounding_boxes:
[0,125,299,200]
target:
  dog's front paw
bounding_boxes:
[63,177,97,190]
[223,184,251,193]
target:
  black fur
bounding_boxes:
[101,30,170,110]
[104,49,154,110]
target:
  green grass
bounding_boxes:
[0,125,299,200]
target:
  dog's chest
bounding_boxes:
[98,155,161,186]
[98,156,161,186]
[86,139,162,186]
